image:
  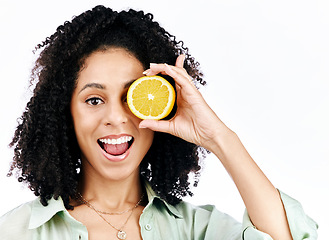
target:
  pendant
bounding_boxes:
[117,230,127,239]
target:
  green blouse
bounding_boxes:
[0,181,318,239]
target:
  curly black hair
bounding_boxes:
[8,5,206,209]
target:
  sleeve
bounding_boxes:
[0,203,33,240]
[242,190,318,240]
[175,203,243,240]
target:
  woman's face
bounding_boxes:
[70,48,154,182]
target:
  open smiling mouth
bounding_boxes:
[98,136,134,156]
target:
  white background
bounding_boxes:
[0,0,328,238]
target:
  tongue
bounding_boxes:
[104,142,129,156]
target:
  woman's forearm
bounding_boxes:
[209,129,292,240]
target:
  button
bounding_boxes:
[145,224,152,231]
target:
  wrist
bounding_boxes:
[206,127,238,158]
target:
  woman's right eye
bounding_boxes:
[86,97,104,106]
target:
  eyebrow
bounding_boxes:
[79,83,105,93]
[78,79,137,94]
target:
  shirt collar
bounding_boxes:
[28,180,183,229]
[144,180,183,219]
[28,196,66,229]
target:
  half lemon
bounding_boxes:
[127,75,176,120]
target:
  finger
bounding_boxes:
[166,64,197,88]
[175,54,185,68]
[143,63,168,76]
[139,119,173,134]
[146,63,188,77]
[144,55,185,76]
[146,63,193,90]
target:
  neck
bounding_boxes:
[77,169,144,210]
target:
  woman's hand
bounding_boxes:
[139,55,231,151]
[141,56,293,240]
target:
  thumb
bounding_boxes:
[139,119,172,134]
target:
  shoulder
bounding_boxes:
[0,200,34,225]
[169,201,242,239]
[176,200,240,226]
[0,199,37,240]
[176,201,241,237]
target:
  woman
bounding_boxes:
[0,5,317,240]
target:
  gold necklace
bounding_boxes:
[78,193,144,215]
[78,193,144,240]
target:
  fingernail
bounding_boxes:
[164,63,172,71]
[143,70,149,75]
[150,63,157,66]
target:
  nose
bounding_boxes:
[105,100,128,126]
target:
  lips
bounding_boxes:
[98,135,134,156]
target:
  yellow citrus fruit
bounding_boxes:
[127,75,176,120]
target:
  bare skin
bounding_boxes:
[69,48,152,240]
[69,48,293,240]
[69,197,145,240]
[140,55,293,240]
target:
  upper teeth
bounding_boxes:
[99,136,132,145]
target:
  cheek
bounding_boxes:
[71,104,99,138]
[129,111,154,146]
[129,109,146,126]
[141,128,154,149]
